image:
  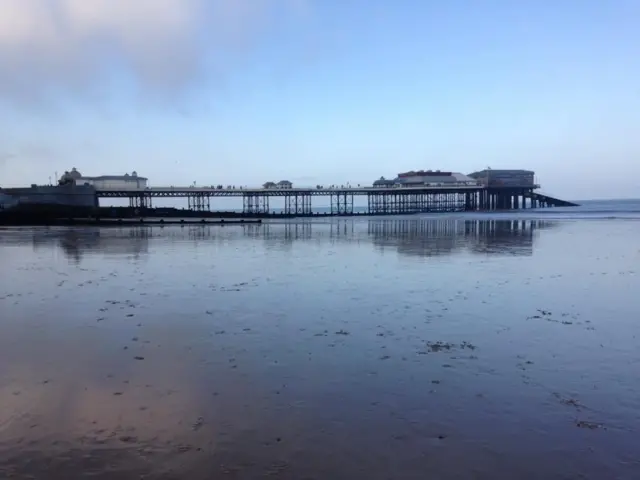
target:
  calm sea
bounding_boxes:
[1,200,639,479]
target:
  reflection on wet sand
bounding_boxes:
[1,219,639,479]
[1,218,553,263]
[0,227,151,264]
[367,219,553,257]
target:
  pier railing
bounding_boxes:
[96,184,485,195]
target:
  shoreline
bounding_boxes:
[0,217,263,227]
[0,208,612,227]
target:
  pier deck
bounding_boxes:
[525,192,579,208]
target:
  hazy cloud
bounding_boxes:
[0,0,309,107]
[0,152,16,169]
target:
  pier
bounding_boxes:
[1,168,580,220]
[95,185,578,217]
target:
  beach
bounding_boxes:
[1,210,639,479]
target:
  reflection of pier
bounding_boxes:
[28,229,150,263]
[469,219,548,256]
[0,219,554,263]
[367,219,553,257]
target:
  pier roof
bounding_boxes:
[81,174,149,181]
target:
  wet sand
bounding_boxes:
[1,218,639,479]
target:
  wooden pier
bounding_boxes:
[95,185,578,218]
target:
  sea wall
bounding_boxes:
[1,184,98,208]
[0,192,19,209]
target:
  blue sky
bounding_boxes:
[1,0,639,199]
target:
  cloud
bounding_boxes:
[0,0,308,107]
[0,152,16,170]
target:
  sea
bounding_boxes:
[0,199,639,479]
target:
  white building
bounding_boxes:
[277,180,293,189]
[468,169,535,187]
[392,170,478,187]
[61,168,148,190]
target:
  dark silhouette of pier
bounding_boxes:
[96,185,577,217]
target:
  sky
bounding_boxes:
[0,0,639,200]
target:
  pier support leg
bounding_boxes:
[243,194,269,215]
[331,193,353,215]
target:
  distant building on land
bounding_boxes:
[60,168,148,190]
[468,169,535,187]
[277,180,293,189]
